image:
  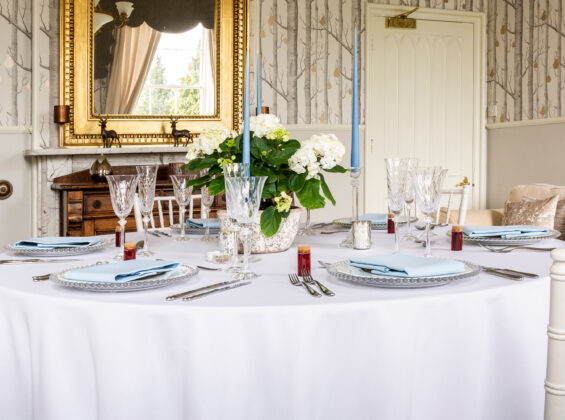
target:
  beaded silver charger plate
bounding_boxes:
[447,229,560,246]
[326,260,481,289]
[332,216,418,230]
[169,224,220,235]
[51,263,199,292]
[6,240,110,257]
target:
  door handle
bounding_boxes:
[0,180,13,200]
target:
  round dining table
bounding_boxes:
[0,227,556,420]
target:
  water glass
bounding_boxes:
[106,174,139,260]
[224,175,267,280]
[136,165,158,256]
[411,166,448,257]
[199,169,216,242]
[401,158,419,241]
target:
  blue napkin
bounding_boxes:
[64,260,181,283]
[15,236,100,249]
[462,225,549,239]
[349,254,465,277]
[352,213,387,224]
[186,218,220,229]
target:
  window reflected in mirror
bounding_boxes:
[93,0,216,116]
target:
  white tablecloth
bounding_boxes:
[0,228,556,420]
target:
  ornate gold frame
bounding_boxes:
[60,0,248,147]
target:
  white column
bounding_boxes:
[545,248,565,419]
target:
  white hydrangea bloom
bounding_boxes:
[288,133,345,179]
[198,125,232,155]
[246,114,285,139]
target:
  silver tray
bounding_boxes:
[326,260,480,288]
[6,240,110,257]
[333,216,418,230]
[169,224,220,235]
[51,263,199,292]
[447,229,561,246]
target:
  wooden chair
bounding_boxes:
[434,184,471,225]
[545,249,565,419]
[133,193,201,231]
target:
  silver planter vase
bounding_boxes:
[217,207,302,254]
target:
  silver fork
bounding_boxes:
[288,273,321,297]
[301,269,335,296]
[479,243,555,253]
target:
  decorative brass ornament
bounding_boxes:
[60,0,248,147]
[385,7,418,29]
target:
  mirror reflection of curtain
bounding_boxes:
[200,27,215,114]
[105,23,161,114]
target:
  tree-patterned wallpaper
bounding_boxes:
[0,0,559,131]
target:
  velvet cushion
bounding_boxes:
[503,195,559,229]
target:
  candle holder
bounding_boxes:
[340,167,361,248]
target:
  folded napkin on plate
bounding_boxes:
[349,254,465,277]
[15,236,100,249]
[462,225,549,239]
[64,260,180,283]
[186,218,220,229]
[353,213,387,224]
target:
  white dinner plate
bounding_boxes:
[326,260,480,288]
[447,229,561,246]
[50,263,199,292]
[332,216,418,230]
[6,240,110,257]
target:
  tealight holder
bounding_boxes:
[352,220,371,249]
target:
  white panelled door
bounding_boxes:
[365,6,485,213]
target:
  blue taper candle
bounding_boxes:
[257,55,262,115]
[351,26,359,170]
[243,51,250,175]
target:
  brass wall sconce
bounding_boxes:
[94,0,135,33]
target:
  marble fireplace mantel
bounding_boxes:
[24,146,189,157]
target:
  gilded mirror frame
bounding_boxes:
[60,0,248,147]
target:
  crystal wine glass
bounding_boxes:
[223,163,250,272]
[136,165,158,256]
[410,166,448,257]
[298,210,315,236]
[401,158,419,241]
[170,174,198,241]
[106,174,139,260]
[385,158,408,254]
[199,169,216,242]
[224,176,267,280]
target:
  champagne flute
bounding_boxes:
[385,158,408,254]
[106,174,139,260]
[411,167,448,257]
[199,169,216,242]
[136,165,158,256]
[170,174,197,241]
[401,158,419,241]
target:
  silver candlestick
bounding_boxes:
[340,167,361,248]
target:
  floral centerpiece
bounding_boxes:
[183,114,346,238]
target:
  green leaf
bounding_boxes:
[288,172,307,191]
[324,164,348,173]
[187,156,218,171]
[266,148,298,166]
[209,166,223,176]
[296,178,325,209]
[262,178,277,199]
[251,166,276,177]
[260,205,282,237]
[186,175,210,189]
[208,175,225,196]
[277,172,290,192]
[282,139,301,150]
[251,136,270,159]
[319,174,336,205]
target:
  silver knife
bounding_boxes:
[482,266,538,278]
[481,267,523,280]
[182,281,251,301]
[166,279,240,301]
